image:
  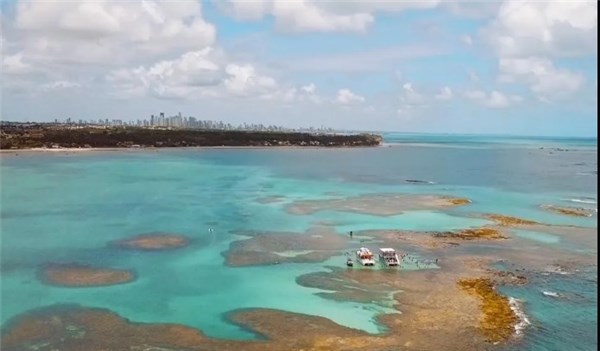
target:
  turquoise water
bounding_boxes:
[1,135,597,349]
[513,230,561,244]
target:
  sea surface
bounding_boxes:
[1,133,597,349]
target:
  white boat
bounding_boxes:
[542,291,559,298]
[379,248,399,267]
[356,247,375,266]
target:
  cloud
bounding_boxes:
[224,64,278,97]
[435,86,453,100]
[217,0,439,33]
[400,83,426,105]
[2,53,31,74]
[107,48,225,99]
[8,0,216,66]
[464,89,522,108]
[107,49,324,102]
[336,89,365,104]
[483,1,597,58]
[498,57,585,99]
[301,83,316,94]
[280,83,321,104]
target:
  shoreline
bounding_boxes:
[0,145,384,156]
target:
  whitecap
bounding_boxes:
[567,198,597,205]
[509,297,531,336]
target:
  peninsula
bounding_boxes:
[0,123,382,149]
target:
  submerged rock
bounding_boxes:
[286,194,471,216]
[39,263,134,287]
[112,232,190,251]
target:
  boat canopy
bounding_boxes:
[380,248,396,253]
[357,247,373,258]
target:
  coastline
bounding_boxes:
[0,144,384,156]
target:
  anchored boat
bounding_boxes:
[379,248,400,267]
[356,247,375,266]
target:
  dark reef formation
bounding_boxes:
[0,125,383,149]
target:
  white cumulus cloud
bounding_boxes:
[336,89,365,104]
[435,86,453,100]
[484,1,597,58]
[499,57,585,99]
[464,89,522,108]
[9,0,216,65]
[224,64,278,97]
[217,0,439,33]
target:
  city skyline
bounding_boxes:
[1,1,598,137]
[1,112,337,133]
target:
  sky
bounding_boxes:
[1,0,598,136]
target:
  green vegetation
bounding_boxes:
[0,124,382,149]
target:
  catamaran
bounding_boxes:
[379,248,400,267]
[356,247,375,266]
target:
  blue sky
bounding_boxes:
[1,0,597,136]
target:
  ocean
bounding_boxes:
[1,133,597,350]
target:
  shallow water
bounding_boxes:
[1,134,597,348]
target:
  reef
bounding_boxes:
[286,194,471,216]
[432,228,508,240]
[39,263,134,287]
[485,214,539,226]
[488,270,528,286]
[541,205,596,217]
[112,233,190,251]
[1,299,487,351]
[457,278,518,343]
[296,267,399,304]
[224,227,348,266]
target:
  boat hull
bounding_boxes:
[379,254,400,267]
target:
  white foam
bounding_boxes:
[567,198,597,205]
[509,297,531,336]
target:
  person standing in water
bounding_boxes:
[349,231,353,238]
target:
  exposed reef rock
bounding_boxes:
[485,214,539,226]
[488,270,528,286]
[432,228,508,240]
[286,194,471,216]
[457,278,518,343]
[541,205,596,217]
[39,263,134,287]
[112,233,190,251]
